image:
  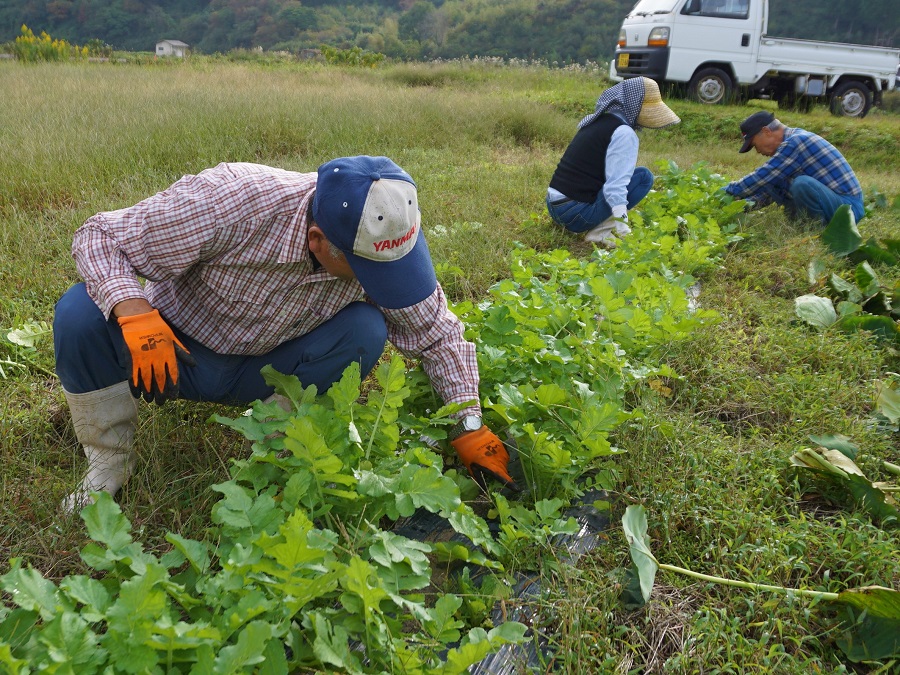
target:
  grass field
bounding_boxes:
[0,57,898,672]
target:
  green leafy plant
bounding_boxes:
[0,359,529,674]
[447,162,741,500]
[790,434,899,526]
[84,39,113,58]
[796,205,900,345]
[621,504,900,662]
[1,320,55,379]
[876,380,900,432]
[321,44,385,67]
[618,160,746,278]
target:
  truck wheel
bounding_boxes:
[829,81,872,118]
[689,68,732,105]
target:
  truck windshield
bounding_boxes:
[680,0,749,18]
[627,0,679,16]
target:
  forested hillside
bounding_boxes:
[0,0,897,61]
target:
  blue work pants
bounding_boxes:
[788,175,865,225]
[545,167,654,233]
[53,283,388,404]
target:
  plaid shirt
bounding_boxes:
[72,162,480,412]
[725,127,862,204]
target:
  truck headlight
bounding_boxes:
[648,27,670,47]
[618,29,626,48]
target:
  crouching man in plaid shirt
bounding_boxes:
[53,156,517,512]
[724,111,865,225]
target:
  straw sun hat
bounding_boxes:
[636,77,680,129]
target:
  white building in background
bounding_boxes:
[156,40,189,58]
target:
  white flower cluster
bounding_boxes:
[425,55,605,73]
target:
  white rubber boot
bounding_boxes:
[61,381,139,513]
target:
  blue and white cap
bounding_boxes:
[312,156,437,309]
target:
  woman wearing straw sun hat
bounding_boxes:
[546,77,680,248]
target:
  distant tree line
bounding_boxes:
[0,0,896,61]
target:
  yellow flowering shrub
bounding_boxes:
[12,25,87,62]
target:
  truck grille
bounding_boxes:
[619,51,652,75]
[615,48,669,80]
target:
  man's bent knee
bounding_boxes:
[54,284,125,393]
[54,285,108,355]
[343,302,388,375]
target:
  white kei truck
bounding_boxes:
[612,0,900,117]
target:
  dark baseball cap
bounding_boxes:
[312,156,437,309]
[738,111,775,153]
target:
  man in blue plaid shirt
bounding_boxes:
[724,111,864,225]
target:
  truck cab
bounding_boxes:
[614,0,900,116]
[617,0,760,101]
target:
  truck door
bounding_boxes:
[668,0,759,84]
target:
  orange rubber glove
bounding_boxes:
[451,426,520,492]
[117,309,195,404]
